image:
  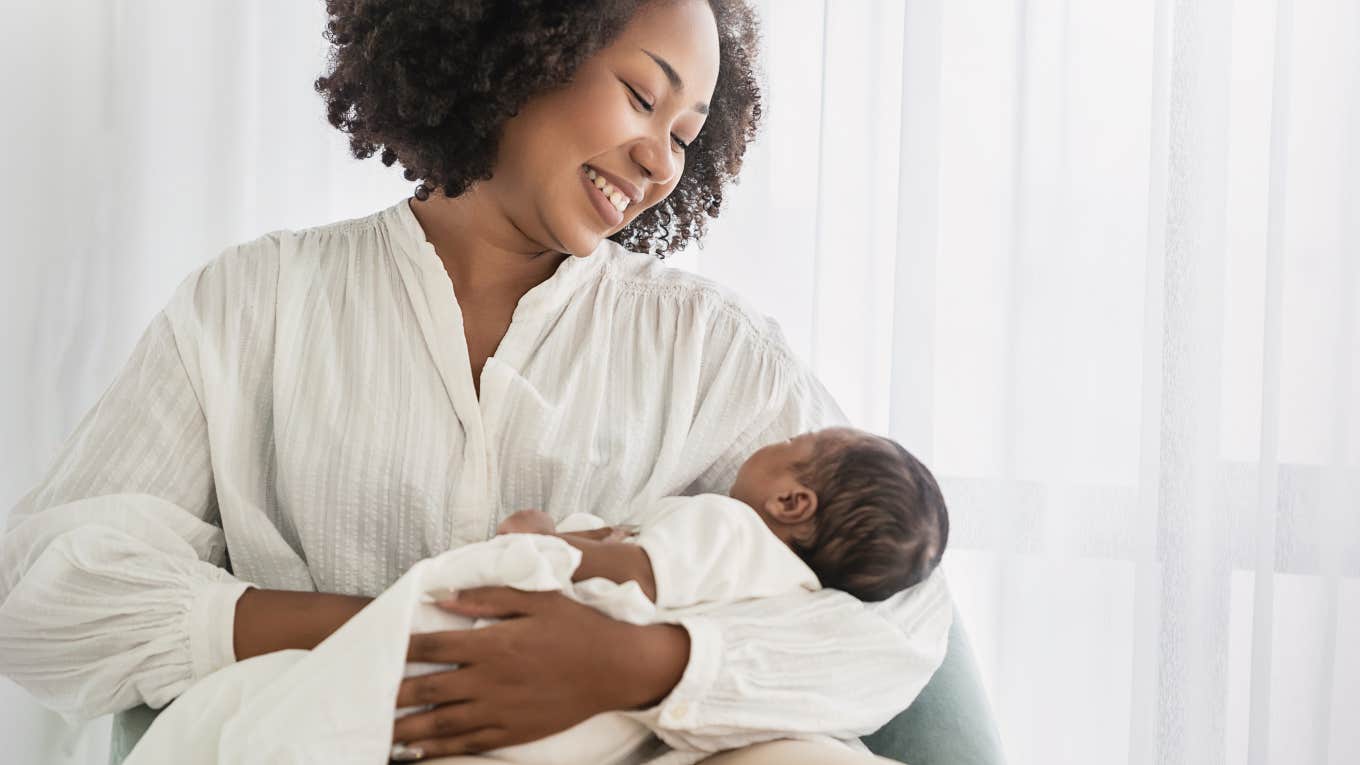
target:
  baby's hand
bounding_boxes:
[497,509,557,535]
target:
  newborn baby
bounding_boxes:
[497,425,949,608]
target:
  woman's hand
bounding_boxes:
[390,587,689,759]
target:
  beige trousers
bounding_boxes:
[700,740,901,764]
[424,740,902,764]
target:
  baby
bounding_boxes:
[497,425,950,607]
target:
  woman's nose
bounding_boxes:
[631,137,680,188]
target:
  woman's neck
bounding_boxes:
[408,190,569,297]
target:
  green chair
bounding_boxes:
[863,604,1007,764]
[109,702,160,765]
[110,603,1005,765]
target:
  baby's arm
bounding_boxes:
[557,535,657,602]
[496,510,657,602]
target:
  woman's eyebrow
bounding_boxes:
[639,47,710,115]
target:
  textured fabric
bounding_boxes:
[2,197,952,749]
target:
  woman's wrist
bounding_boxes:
[601,620,690,710]
[232,587,372,661]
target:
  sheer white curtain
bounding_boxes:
[2,1,1356,764]
[703,1,1358,764]
[2,2,413,762]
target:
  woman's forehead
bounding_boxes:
[606,0,720,94]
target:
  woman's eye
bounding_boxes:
[624,83,688,151]
[625,84,654,112]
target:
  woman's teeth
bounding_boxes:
[585,167,630,213]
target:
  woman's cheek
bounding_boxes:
[644,184,675,211]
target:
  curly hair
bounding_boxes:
[314,0,764,259]
[790,435,950,602]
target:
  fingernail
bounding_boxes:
[390,743,424,761]
[425,587,459,603]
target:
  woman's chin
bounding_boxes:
[571,203,636,251]
[555,223,612,258]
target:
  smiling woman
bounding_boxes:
[0,1,978,764]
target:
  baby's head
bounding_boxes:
[728,427,948,602]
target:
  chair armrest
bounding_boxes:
[109,703,162,765]
[862,603,1008,765]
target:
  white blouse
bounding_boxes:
[0,197,953,753]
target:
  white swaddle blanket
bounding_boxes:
[125,521,672,764]
[124,501,830,765]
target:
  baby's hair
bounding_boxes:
[790,434,948,602]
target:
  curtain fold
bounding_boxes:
[2,1,1356,763]
[713,1,1359,763]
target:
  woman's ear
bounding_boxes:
[763,485,817,526]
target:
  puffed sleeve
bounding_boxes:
[0,263,255,724]
[630,309,954,751]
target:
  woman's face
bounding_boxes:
[490,0,721,257]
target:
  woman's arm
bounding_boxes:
[0,308,254,721]
[232,588,372,660]
[623,574,953,751]
[231,542,659,663]
[0,245,307,722]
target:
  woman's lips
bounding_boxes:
[581,165,624,227]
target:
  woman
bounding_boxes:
[0,0,953,762]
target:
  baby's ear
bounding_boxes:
[766,486,817,525]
